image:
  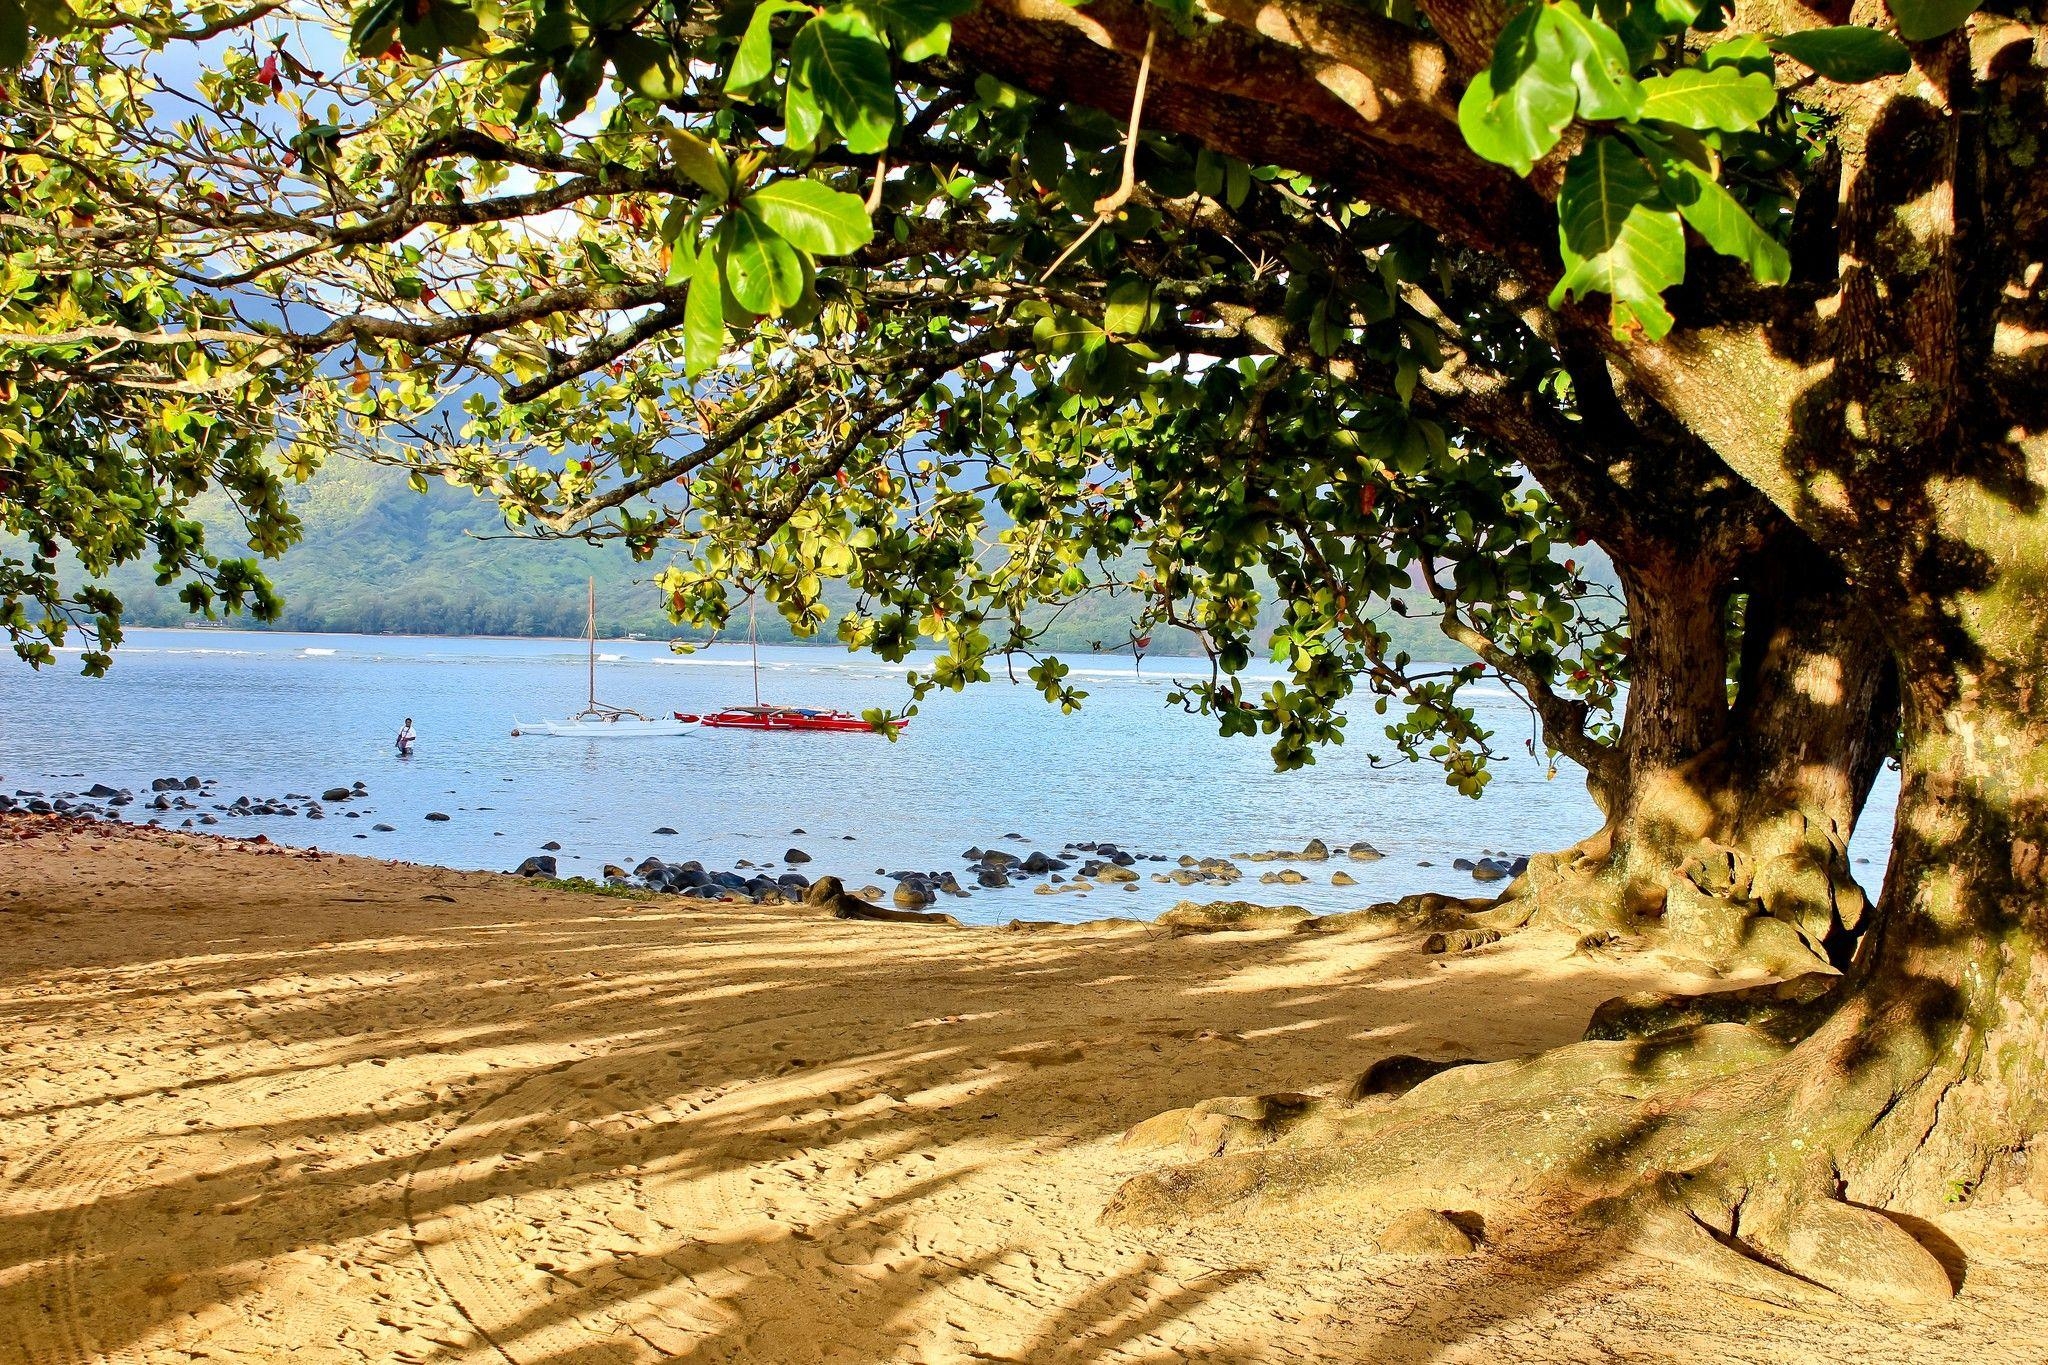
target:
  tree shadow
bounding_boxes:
[0,837,1659,1362]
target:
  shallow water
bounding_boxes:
[0,628,1898,925]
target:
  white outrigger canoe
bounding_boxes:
[516,716,700,736]
[515,715,700,738]
[515,579,699,740]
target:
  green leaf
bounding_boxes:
[1548,134,1686,341]
[1225,158,1251,208]
[1307,297,1342,357]
[784,64,824,149]
[663,128,729,198]
[1458,7,1575,176]
[399,0,481,60]
[573,0,641,25]
[0,0,27,65]
[790,9,897,154]
[1638,66,1777,130]
[879,0,975,62]
[347,0,403,56]
[722,212,806,314]
[1101,277,1157,336]
[727,0,806,94]
[1542,1,1645,122]
[684,242,725,377]
[556,45,606,120]
[604,32,688,102]
[1769,26,1913,81]
[1639,139,1791,284]
[741,178,874,255]
[1885,0,1976,43]
[21,0,74,39]
[1700,34,1774,76]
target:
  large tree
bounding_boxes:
[4,0,2015,1312]
[2,0,1896,972]
[930,0,2048,1312]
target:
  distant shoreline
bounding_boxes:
[140,622,1213,658]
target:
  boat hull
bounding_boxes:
[515,719,701,738]
[680,708,906,734]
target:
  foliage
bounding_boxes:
[0,236,295,672]
[92,457,1479,657]
[1456,3,1922,339]
[2,0,1859,786]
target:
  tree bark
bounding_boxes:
[1001,4,2048,1295]
[1503,536,1896,974]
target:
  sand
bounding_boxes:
[1,814,2043,1364]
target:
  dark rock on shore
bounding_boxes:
[513,855,558,877]
[893,878,937,907]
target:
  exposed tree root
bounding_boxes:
[1294,892,1494,937]
[1583,973,1842,1042]
[1105,1020,1961,1319]
[804,876,963,927]
[1481,798,1874,977]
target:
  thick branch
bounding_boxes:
[951,0,1554,274]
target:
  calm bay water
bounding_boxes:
[0,628,1898,925]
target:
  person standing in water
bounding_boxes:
[395,717,416,757]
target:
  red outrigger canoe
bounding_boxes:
[680,600,908,734]
[676,705,908,733]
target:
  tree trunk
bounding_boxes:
[1503,539,1895,974]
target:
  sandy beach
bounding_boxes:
[1,813,2043,1364]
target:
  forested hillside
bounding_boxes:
[104,459,1478,659]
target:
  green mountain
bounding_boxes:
[99,458,1469,660]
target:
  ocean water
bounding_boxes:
[0,628,1899,925]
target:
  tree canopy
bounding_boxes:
[4,0,2046,1314]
